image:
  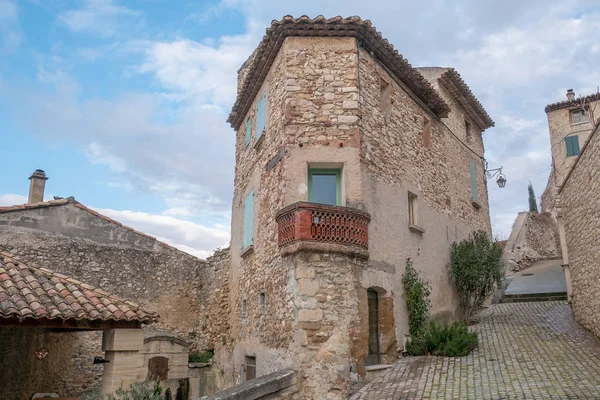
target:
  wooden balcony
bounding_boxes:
[276,202,370,256]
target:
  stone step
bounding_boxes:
[501,292,568,303]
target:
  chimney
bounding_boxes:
[28,169,48,204]
[567,89,575,101]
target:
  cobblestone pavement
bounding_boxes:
[351,302,600,399]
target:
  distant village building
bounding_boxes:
[541,90,600,214]
[0,170,229,398]
[216,16,494,399]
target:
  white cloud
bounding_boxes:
[57,0,141,37]
[93,207,230,258]
[0,193,27,206]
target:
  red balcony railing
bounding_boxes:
[276,202,370,249]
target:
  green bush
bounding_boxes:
[405,322,478,357]
[189,350,213,363]
[449,230,502,323]
[402,258,431,341]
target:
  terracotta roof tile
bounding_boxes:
[545,92,600,112]
[228,15,451,130]
[0,251,158,324]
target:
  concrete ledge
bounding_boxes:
[201,369,295,400]
[365,364,393,382]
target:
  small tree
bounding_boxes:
[449,231,502,323]
[402,258,431,341]
[528,182,539,213]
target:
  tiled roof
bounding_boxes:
[545,93,600,113]
[438,69,494,130]
[228,15,451,130]
[0,251,159,324]
[0,198,206,262]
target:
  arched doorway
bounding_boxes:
[367,288,381,365]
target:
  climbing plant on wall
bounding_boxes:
[402,258,431,341]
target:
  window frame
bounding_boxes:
[408,192,418,226]
[570,108,589,125]
[245,356,256,381]
[242,190,255,250]
[307,168,342,206]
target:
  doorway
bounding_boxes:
[367,288,381,365]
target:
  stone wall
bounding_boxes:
[560,124,600,336]
[502,211,561,272]
[0,328,91,399]
[0,204,230,395]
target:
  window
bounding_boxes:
[244,117,251,147]
[465,119,472,143]
[308,168,341,206]
[565,135,581,157]
[243,190,254,249]
[245,356,256,381]
[408,192,418,225]
[380,78,390,116]
[259,292,266,315]
[571,109,589,124]
[256,93,267,139]
[241,298,247,321]
[422,116,431,147]
[469,160,479,203]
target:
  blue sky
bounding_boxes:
[1,0,599,257]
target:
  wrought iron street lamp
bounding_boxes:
[483,159,507,188]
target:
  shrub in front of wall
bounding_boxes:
[189,350,214,363]
[405,322,478,357]
[402,258,431,342]
[449,230,502,323]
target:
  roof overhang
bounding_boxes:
[227,15,451,130]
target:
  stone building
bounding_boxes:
[541,90,600,214]
[0,170,230,397]
[557,120,600,336]
[216,16,494,399]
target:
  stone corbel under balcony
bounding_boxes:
[276,202,370,258]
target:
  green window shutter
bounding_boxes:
[469,160,478,202]
[256,94,266,139]
[245,118,251,147]
[566,135,580,156]
[243,190,254,249]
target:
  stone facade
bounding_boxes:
[558,122,600,336]
[0,201,230,396]
[219,17,494,400]
[541,92,600,214]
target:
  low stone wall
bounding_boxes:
[503,212,561,272]
[202,369,297,400]
[560,124,600,337]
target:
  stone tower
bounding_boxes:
[220,16,494,399]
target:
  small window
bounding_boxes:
[571,109,589,124]
[380,78,390,116]
[243,190,254,249]
[259,292,266,315]
[465,119,472,143]
[469,160,479,202]
[256,93,267,139]
[422,116,431,147]
[308,168,341,206]
[241,298,247,321]
[565,135,581,157]
[244,117,251,147]
[408,192,418,226]
[245,356,256,381]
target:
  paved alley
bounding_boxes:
[352,302,600,399]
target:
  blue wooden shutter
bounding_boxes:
[469,160,478,202]
[243,190,254,249]
[256,93,266,138]
[245,118,251,147]
[566,135,580,156]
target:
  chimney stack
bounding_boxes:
[28,169,48,204]
[567,89,575,101]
